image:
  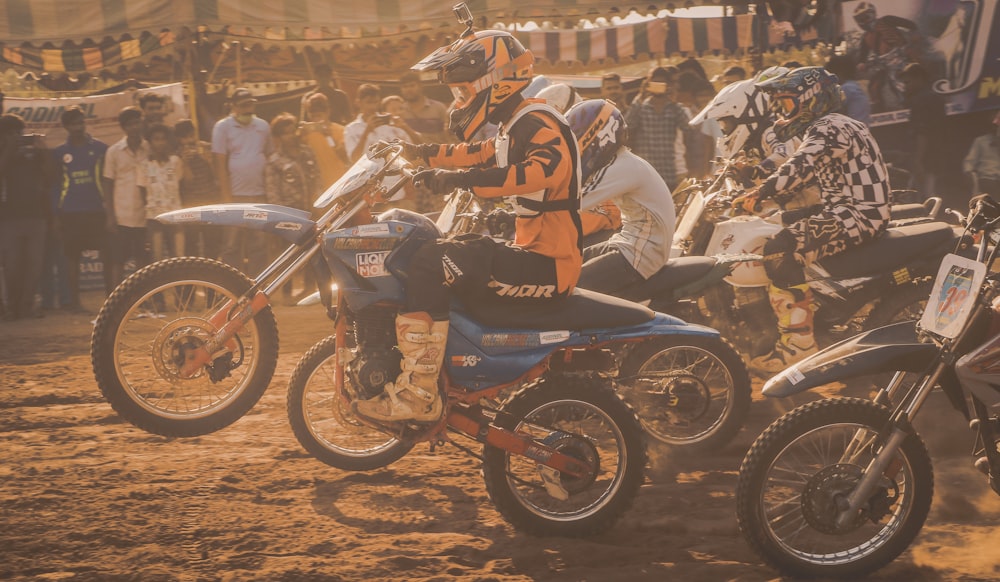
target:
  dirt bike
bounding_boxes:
[734,194,1000,578]
[435,187,753,453]
[667,172,961,362]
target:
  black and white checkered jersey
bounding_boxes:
[759,112,891,230]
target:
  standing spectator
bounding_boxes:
[826,54,872,125]
[265,114,319,210]
[301,93,350,190]
[963,110,1000,197]
[265,113,318,302]
[102,106,150,287]
[381,96,423,143]
[677,57,709,80]
[344,84,409,162]
[212,88,272,275]
[174,119,219,258]
[138,93,167,125]
[626,66,691,190]
[0,114,52,320]
[301,63,353,125]
[398,71,451,144]
[899,62,948,201]
[676,71,721,180]
[712,65,747,88]
[601,73,629,114]
[137,124,186,262]
[50,106,111,311]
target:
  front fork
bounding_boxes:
[178,239,322,378]
[835,304,989,526]
[835,360,946,528]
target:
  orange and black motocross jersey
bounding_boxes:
[424,100,583,293]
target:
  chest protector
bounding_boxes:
[494,103,583,223]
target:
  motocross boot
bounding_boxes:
[353,312,447,423]
[749,283,818,376]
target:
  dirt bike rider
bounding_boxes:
[567,99,675,295]
[353,29,583,423]
[690,67,798,186]
[488,84,623,246]
[733,67,891,375]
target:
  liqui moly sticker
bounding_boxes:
[356,251,391,277]
[243,210,268,221]
[354,223,390,236]
[539,331,570,344]
[275,221,302,231]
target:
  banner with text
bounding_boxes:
[4,83,189,146]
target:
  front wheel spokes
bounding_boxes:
[116,279,260,418]
[764,423,910,556]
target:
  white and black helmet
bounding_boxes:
[690,79,770,159]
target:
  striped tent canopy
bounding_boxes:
[0,0,824,78]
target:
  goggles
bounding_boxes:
[772,94,799,118]
[449,83,478,109]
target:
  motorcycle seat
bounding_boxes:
[618,256,718,302]
[889,203,928,220]
[462,287,655,330]
[818,222,954,279]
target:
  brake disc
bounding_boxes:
[151,317,216,382]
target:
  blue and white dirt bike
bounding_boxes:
[90,144,744,534]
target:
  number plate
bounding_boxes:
[919,253,987,339]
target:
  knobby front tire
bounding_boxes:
[91,257,279,437]
[736,397,933,579]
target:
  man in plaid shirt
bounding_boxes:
[735,67,891,376]
[626,66,691,190]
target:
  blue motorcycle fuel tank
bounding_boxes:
[321,209,440,312]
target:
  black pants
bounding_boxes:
[406,234,567,320]
[578,242,643,296]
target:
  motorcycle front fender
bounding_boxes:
[157,204,318,245]
[762,320,939,398]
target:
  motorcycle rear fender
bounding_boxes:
[446,312,720,390]
[762,320,938,397]
[671,254,759,300]
[156,204,318,245]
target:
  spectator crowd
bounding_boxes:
[1,55,997,320]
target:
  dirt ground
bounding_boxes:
[2,290,999,581]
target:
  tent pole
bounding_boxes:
[235,41,242,86]
[187,40,200,137]
[207,42,230,85]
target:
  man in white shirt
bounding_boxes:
[102,106,150,287]
[344,83,409,162]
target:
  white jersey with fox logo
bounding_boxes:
[581,148,676,279]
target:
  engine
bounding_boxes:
[348,305,402,398]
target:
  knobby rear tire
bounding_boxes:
[482,375,647,537]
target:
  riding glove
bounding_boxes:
[486,209,517,238]
[732,187,763,214]
[413,168,468,194]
